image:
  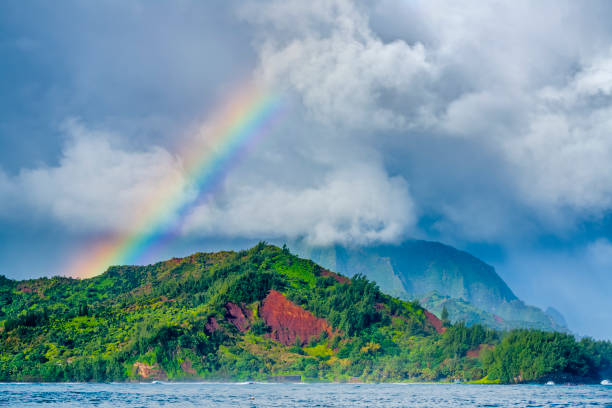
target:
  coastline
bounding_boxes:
[0,379,607,385]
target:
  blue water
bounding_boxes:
[0,383,610,407]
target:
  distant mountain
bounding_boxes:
[545,306,568,328]
[291,240,567,332]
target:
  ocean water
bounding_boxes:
[0,382,610,407]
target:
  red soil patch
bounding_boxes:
[424,310,446,334]
[466,344,492,358]
[180,358,197,375]
[133,362,167,380]
[17,284,43,296]
[161,254,204,270]
[320,269,350,284]
[185,253,207,264]
[260,290,332,346]
[225,302,252,332]
[205,317,220,334]
[168,253,201,264]
[466,346,481,358]
[166,257,183,267]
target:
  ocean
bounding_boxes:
[0,382,610,407]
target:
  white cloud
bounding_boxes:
[237,0,612,241]
[1,120,187,233]
[433,40,612,232]
[0,118,416,247]
[442,90,528,139]
[242,0,435,130]
[500,54,612,215]
[505,109,612,213]
[184,163,414,246]
[573,52,612,96]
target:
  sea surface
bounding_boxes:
[0,382,610,407]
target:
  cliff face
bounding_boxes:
[424,310,446,334]
[384,241,517,305]
[291,240,567,332]
[260,290,332,346]
[293,240,516,306]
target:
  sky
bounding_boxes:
[1,0,612,339]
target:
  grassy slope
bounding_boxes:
[0,243,609,383]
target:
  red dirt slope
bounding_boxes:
[204,317,220,334]
[424,310,446,334]
[225,302,252,332]
[320,269,350,284]
[260,290,332,346]
[466,344,492,358]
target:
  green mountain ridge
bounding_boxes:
[0,244,609,384]
[291,240,566,332]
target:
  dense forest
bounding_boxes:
[0,243,610,383]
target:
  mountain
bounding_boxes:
[291,240,567,331]
[0,244,609,384]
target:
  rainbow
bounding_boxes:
[67,82,284,278]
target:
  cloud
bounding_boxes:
[0,170,14,217]
[184,163,414,246]
[495,53,612,217]
[433,198,523,242]
[235,0,612,243]
[4,0,610,246]
[242,0,435,130]
[572,52,612,96]
[359,1,612,239]
[438,57,612,228]
[0,117,415,247]
[0,120,186,233]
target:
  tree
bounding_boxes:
[441,306,450,327]
[78,301,89,317]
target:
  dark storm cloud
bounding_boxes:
[0,0,255,171]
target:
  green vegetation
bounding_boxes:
[0,243,610,383]
[481,330,612,383]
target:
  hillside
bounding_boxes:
[0,244,609,383]
[292,241,566,331]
